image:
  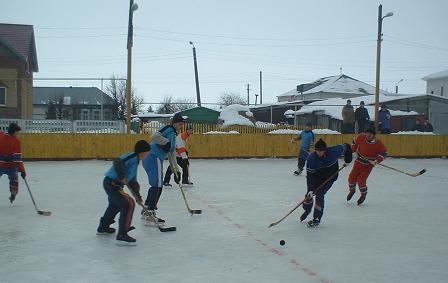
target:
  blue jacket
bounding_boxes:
[306,144,351,191]
[150,125,177,160]
[105,152,139,183]
[379,109,391,130]
[299,130,315,150]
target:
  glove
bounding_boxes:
[305,191,314,200]
[343,143,353,164]
[161,141,171,153]
[174,172,181,184]
[20,172,26,179]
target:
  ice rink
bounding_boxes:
[1,158,447,283]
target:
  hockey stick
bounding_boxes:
[357,152,426,177]
[23,178,52,216]
[168,153,202,215]
[377,163,426,177]
[268,164,347,228]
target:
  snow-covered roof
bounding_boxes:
[278,74,391,98]
[292,94,423,121]
[219,104,254,126]
[422,70,448,81]
[138,112,174,118]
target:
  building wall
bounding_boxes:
[426,78,448,97]
[429,99,448,134]
[0,53,33,119]
[0,68,19,117]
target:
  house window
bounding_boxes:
[104,110,110,120]
[81,109,89,120]
[0,87,5,105]
[93,110,100,120]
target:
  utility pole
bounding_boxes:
[189,41,201,106]
[126,0,138,133]
[374,4,393,132]
[246,84,250,106]
[255,94,258,105]
[259,71,263,104]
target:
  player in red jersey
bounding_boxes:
[0,123,26,203]
[347,126,387,205]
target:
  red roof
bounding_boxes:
[0,23,38,72]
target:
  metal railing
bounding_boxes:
[0,119,126,133]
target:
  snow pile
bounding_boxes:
[391,131,435,135]
[268,129,340,134]
[255,121,277,128]
[219,104,255,126]
[203,131,240,135]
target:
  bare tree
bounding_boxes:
[105,75,143,119]
[218,91,246,106]
[156,96,195,114]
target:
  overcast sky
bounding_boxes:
[2,0,448,110]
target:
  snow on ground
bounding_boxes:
[219,104,254,126]
[1,158,448,283]
[203,131,240,134]
[391,131,435,135]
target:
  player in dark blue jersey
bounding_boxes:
[301,139,352,227]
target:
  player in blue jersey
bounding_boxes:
[300,139,352,227]
[142,113,186,224]
[96,140,151,245]
[291,123,315,176]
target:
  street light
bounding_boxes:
[126,0,138,133]
[189,41,201,107]
[395,79,403,94]
[374,4,393,132]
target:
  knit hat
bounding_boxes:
[172,113,186,124]
[7,123,21,135]
[134,140,151,153]
[314,139,327,150]
[365,126,376,135]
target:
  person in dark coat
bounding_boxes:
[355,101,370,133]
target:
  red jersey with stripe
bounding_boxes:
[0,132,25,172]
[351,133,387,164]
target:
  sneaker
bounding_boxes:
[357,195,366,205]
[163,182,172,187]
[182,181,194,186]
[143,210,165,224]
[293,170,303,176]
[116,233,137,245]
[9,194,16,204]
[307,219,320,227]
[346,190,355,201]
[96,226,116,235]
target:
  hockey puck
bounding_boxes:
[280,240,285,246]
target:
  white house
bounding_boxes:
[277,74,390,102]
[423,70,448,97]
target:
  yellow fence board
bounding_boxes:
[18,133,448,159]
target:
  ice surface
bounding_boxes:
[1,158,447,283]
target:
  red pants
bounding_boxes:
[348,161,373,191]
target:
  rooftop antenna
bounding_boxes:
[340,67,343,75]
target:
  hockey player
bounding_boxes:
[300,139,352,227]
[96,140,150,245]
[291,123,315,176]
[163,124,193,186]
[346,126,387,205]
[142,113,185,224]
[0,123,26,204]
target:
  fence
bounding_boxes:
[0,119,126,133]
[141,122,326,135]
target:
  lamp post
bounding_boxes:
[189,41,201,107]
[126,0,138,133]
[374,4,393,132]
[395,79,403,94]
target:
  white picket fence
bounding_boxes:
[0,119,126,133]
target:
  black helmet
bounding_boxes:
[7,123,21,135]
[134,140,151,153]
[314,139,327,150]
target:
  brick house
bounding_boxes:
[0,23,38,118]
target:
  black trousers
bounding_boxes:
[164,157,189,183]
[101,177,135,235]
